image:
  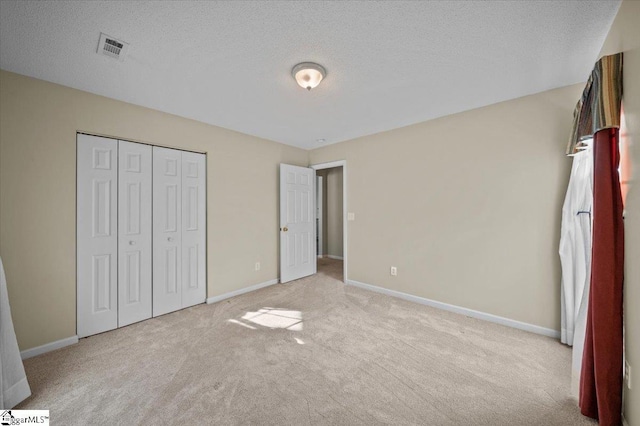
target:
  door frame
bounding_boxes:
[310,160,347,283]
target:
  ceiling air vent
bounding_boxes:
[97,33,129,61]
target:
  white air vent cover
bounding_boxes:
[97,33,128,61]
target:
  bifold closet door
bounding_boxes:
[153,147,183,316]
[77,134,118,338]
[181,151,206,308]
[153,147,206,316]
[118,141,152,327]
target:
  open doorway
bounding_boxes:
[311,161,347,283]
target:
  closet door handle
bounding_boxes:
[168,237,174,242]
[129,241,136,246]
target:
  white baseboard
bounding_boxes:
[622,415,629,426]
[206,278,279,305]
[346,279,560,338]
[19,280,280,360]
[21,335,79,360]
[326,255,344,260]
[317,255,323,259]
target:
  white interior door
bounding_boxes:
[118,140,152,327]
[153,147,182,316]
[181,151,206,308]
[280,164,316,283]
[77,134,118,337]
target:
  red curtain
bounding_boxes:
[579,127,624,425]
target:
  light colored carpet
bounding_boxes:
[18,258,594,425]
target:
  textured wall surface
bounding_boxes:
[0,70,307,351]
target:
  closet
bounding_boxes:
[77,134,206,338]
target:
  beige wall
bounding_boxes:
[0,70,308,351]
[598,1,640,423]
[316,170,329,255]
[310,84,583,331]
[326,167,344,258]
[316,167,344,258]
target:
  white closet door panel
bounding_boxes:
[181,152,206,308]
[118,141,152,327]
[77,134,118,337]
[153,147,182,316]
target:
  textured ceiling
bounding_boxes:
[0,1,620,149]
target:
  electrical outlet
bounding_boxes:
[255,262,261,271]
[348,212,355,221]
[625,360,631,389]
[390,266,397,276]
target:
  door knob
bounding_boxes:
[129,241,136,245]
[168,237,174,242]
[282,227,288,232]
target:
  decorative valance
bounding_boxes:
[566,53,623,155]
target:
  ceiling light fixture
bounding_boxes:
[292,62,326,91]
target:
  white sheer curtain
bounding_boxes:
[0,256,31,409]
[558,143,593,397]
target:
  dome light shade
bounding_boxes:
[292,62,326,90]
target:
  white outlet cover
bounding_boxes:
[348,212,355,221]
